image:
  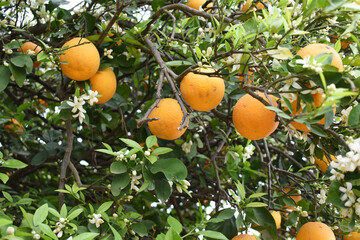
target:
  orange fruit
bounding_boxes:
[148,98,188,140]
[3,119,24,136]
[296,222,335,240]
[180,68,225,111]
[289,93,335,132]
[186,0,213,10]
[240,0,267,12]
[232,234,257,240]
[59,37,100,81]
[232,92,279,140]
[315,155,336,173]
[18,42,42,68]
[270,211,282,229]
[296,43,343,72]
[344,231,360,240]
[89,68,117,104]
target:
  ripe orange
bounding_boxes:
[90,68,117,104]
[59,37,100,81]
[344,231,360,240]
[148,98,188,140]
[270,211,282,229]
[240,0,267,12]
[3,119,24,136]
[232,92,279,140]
[18,42,42,68]
[289,93,335,132]
[180,68,225,111]
[315,155,336,173]
[296,43,343,72]
[186,0,213,10]
[232,234,257,240]
[296,222,335,240]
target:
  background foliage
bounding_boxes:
[0,0,360,239]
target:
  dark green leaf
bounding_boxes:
[9,63,26,87]
[10,54,33,72]
[196,230,228,240]
[31,151,49,165]
[0,66,10,92]
[110,162,127,174]
[155,178,171,201]
[111,173,130,196]
[326,181,345,208]
[348,104,360,127]
[150,158,187,180]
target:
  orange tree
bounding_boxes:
[0,0,360,239]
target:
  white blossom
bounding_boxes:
[243,144,255,160]
[89,213,104,228]
[182,140,193,154]
[130,170,142,192]
[354,199,360,216]
[33,234,41,240]
[144,150,151,156]
[6,226,14,235]
[130,154,137,160]
[317,189,327,204]
[87,90,99,105]
[339,182,356,207]
[296,56,323,73]
[329,168,344,181]
[115,151,125,161]
[104,48,114,59]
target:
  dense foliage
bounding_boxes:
[0,0,360,239]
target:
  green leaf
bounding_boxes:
[39,223,58,240]
[2,191,13,202]
[110,162,127,174]
[109,224,123,240]
[2,159,27,169]
[152,0,166,11]
[73,232,99,240]
[97,201,113,214]
[216,209,236,220]
[146,135,157,149]
[245,202,268,208]
[0,66,10,92]
[33,204,48,226]
[19,206,32,228]
[165,228,182,240]
[167,216,182,234]
[252,207,277,238]
[9,63,26,87]
[0,173,9,184]
[326,181,345,208]
[31,150,49,165]
[196,230,228,240]
[60,204,67,218]
[248,193,268,199]
[155,178,171,201]
[10,54,33,72]
[151,147,173,156]
[308,125,328,137]
[83,12,96,33]
[111,173,130,196]
[67,208,83,220]
[48,208,61,218]
[120,138,142,150]
[165,60,193,67]
[131,222,148,236]
[150,158,187,180]
[0,215,12,227]
[348,104,360,127]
